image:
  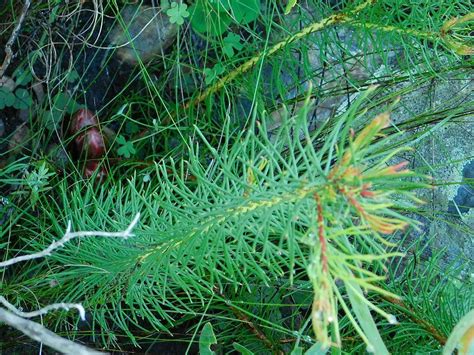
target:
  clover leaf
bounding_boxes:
[43,109,63,131]
[166,2,190,25]
[230,0,260,25]
[203,63,224,85]
[0,87,16,109]
[222,32,243,57]
[13,67,33,86]
[66,69,80,83]
[116,135,136,158]
[189,0,232,36]
[13,88,33,110]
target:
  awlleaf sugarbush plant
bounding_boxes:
[3,89,428,352]
[305,110,420,351]
[2,0,472,352]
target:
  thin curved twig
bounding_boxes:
[0,213,140,268]
[0,0,31,78]
[0,308,105,355]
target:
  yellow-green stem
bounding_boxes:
[183,0,376,109]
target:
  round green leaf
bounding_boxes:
[0,88,16,107]
[43,109,64,131]
[230,0,260,25]
[212,0,232,11]
[189,0,232,36]
[14,88,33,109]
[53,92,82,114]
[166,2,190,26]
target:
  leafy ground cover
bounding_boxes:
[0,0,473,353]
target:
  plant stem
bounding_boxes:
[183,0,376,110]
[213,287,282,354]
[0,0,31,78]
[382,295,447,345]
[314,193,328,273]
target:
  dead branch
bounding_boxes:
[0,296,85,321]
[0,213,140,268]
[0,0,31,78]
[0,308,105,355]
[0,213,141,353]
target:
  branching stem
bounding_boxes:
[0,308,104,355]
[214,287,282,354]
[0,0,31,78]
[0,296,85,321]
[314,193,328,273]
[182,0,376,110]
[0,213,140,268]
[382,295,447,345]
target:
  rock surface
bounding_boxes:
[387,74,473,277]
[109,6,177,65]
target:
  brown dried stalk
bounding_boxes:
[0,0,31,78]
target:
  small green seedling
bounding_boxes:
[116,135,136,158]
[222,32,243,57]
[24,162,54,210]
[0,87,33,110]
[204,63,225,84]
[166,2,190,25]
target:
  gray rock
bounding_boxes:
[388,74,474,278]
[448,160,474,215]
[0,76,15,91]
[8,123,29,154]
[109,5,177,65]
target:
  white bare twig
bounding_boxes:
[0,213,140,353]
[0,0,31,78]
[0,296,86,321]
[0,308,105,355]
[0,213,140,268]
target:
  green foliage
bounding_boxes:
[0,86,33,110]
[42,92,83,131]
[0,87,15,109]
[222,33,243,58]
[233,342,254,354]
[65,69,80,83]
[22,163,55,210]
[2,93,428,351]
[12,88,33,109]
[13,67,33,86]
[189,0,260,36]
[166,2,190,26]
[199,322,217,355]
[285,0,298,15]
[203,63,225,84]
[342,235,474,354]
[116,135,136,158]
[0,65,35,109]
[1,0,473,353]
